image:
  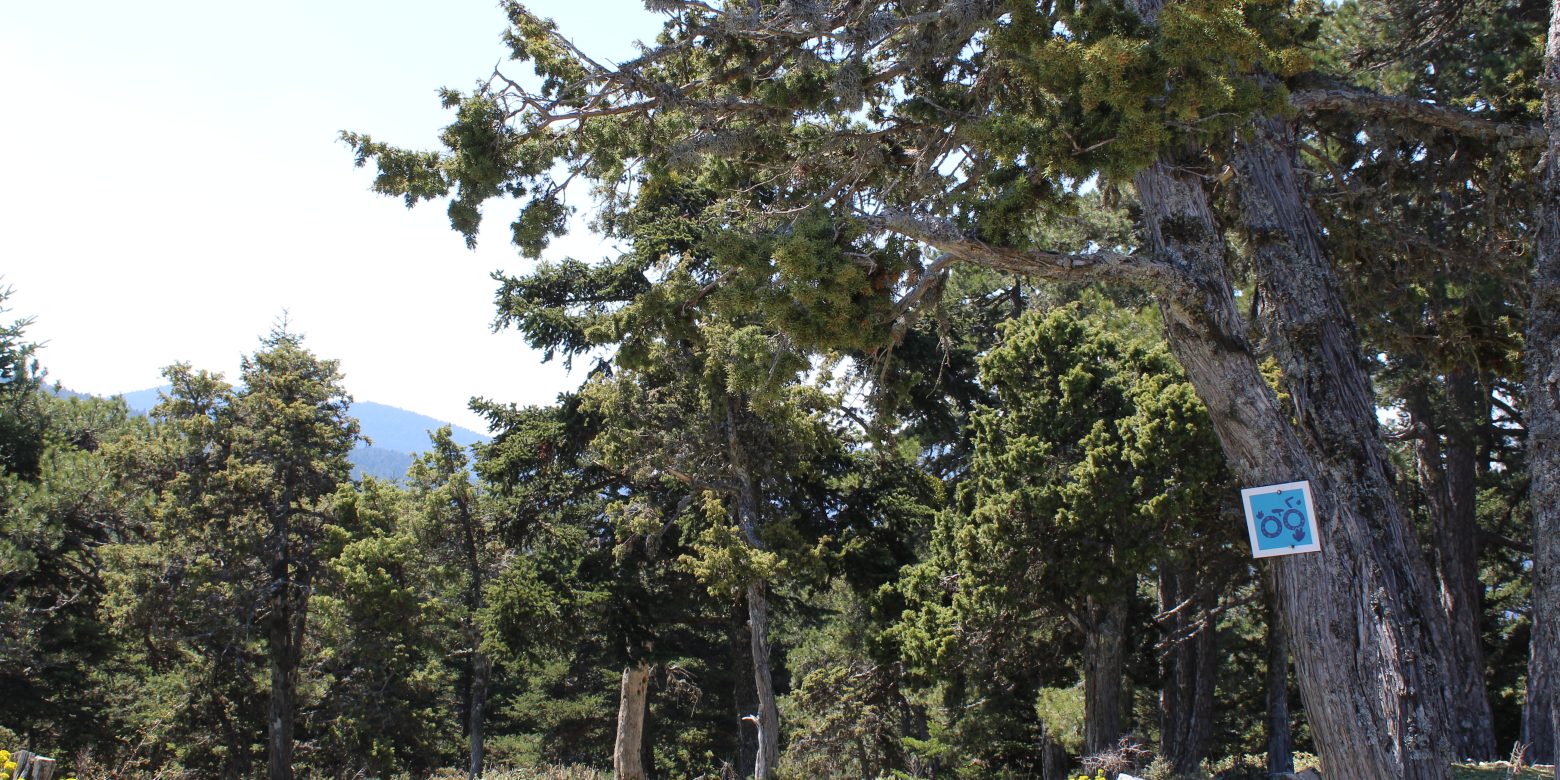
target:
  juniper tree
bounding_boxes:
[343,1,1552,774]
[1297,1,1544,757]
[307,478,460,778]
[0,289,46,481]
[406,427,503,780]
[896,302,1236,774]
[471,395,723,777]
[0,391,142,755]
[122,330,359,780]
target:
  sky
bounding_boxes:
[0,0,660,432]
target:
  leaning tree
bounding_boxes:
[346,1,1550,775]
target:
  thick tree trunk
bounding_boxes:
[1405,374,1497,760]
[1232,113,1456,777]
[615,661,651,780]
[1082,597,1128,755]
[1525,633,1556,764]
[1129,127,1452,776]
[1158,565,1217,774]
[1265,581,1294,776]
[1532,0,1560,764]
[468,649,491,779]
[267,644,296,780]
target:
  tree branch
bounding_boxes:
[864,211,1184,291]
[1290,85,1543,147]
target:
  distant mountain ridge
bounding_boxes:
[113,387,490,482]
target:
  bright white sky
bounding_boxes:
[1,0,659,432]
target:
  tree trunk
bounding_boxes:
[745,581,781,779]
[1525,630,1555,764]
[615,661,652,780]
[1265,578,1294,775]
[1231,109,1458,776]
[267,627,297,780]
[1532,0,1560,764]
[1082,596,1128,755]
[1158,565,1217,774]
[266,518,308,780]
[729,601,760,779]
[1405,373,1497,760]
[457,488,490,780]
[1039,724,1071,780]
[724,396,780,780]
[469,649,491,779]
[1127,116,1452,775]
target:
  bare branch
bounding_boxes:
[893,252,956,315]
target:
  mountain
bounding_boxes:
[112,387,489,482]
[346,401,488,453]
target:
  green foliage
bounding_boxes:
[307,480,460,778]
[893,300,1236,774]
[0,289,45,480]
[95,329,361,778]
[986,0,1317,180]
[1035,685,1088,756]
[0,393,142,755]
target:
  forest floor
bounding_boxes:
[1451,764,1556,778]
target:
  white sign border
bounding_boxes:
[1240,480,1322,559]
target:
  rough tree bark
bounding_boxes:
[1128,115,1452,775]
[468,650,492,780]
[1404,373,1497,760]
[743,582,781,779]
[1265,580,1294,776]
[1158,565,1217,774]
[1531,0,1560,764]
[1231,112,1457,777]
[1526,639,1555,764]
[614,662,651,780]
[1081,597,1128,755]
[1038,727,1070,780]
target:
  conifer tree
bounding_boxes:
[897,302,1235,774]
[124,329,359,780]
[308,477,460,778]
[406,427,502,780]
[344,2,1550,774]
[0,390,141,754]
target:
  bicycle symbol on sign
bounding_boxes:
[1241,481,1319,558]
[1256,493,1307,542]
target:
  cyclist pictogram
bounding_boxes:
[1256,493,1307,542]
[1240,481,1321,558]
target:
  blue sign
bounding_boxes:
[1240,481,1321,558]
